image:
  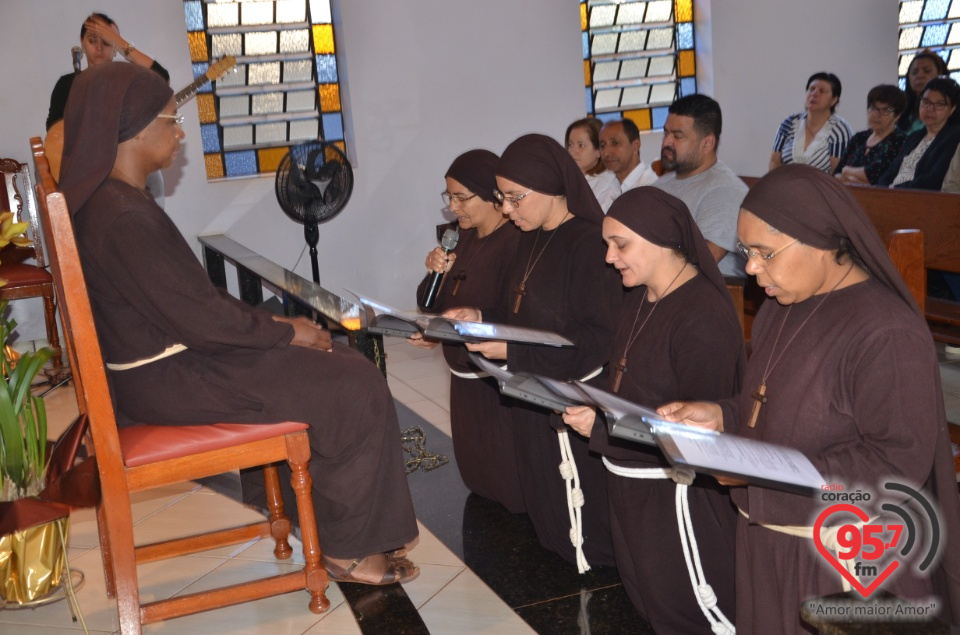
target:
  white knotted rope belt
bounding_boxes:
[558,366,604,574]
[738,508,866,593]
[604,457,736,635]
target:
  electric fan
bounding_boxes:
[275,141,354,283]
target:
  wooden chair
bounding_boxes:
[0,157,64,375]
[29,138,329,634]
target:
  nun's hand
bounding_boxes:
[443,307,481,322]
[425,247,456,274]
[657,401,723,432]
[273,315,332,352]
[464,340,506,360]
[407,332,439,349]
[562,405,597,437]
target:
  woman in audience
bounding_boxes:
[58,62,420,586]
[769,72,852,174]
[835,85,907,185]
[898,50,949,135]
[412,149,524,513]
[562,187,743,634]
[878,77,960,190]
[449,134,622,572]
[565,118,615,207]
[46,13,169,130]
[659,165,960,634]
[943,144,960,193]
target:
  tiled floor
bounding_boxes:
[3,337,959,634]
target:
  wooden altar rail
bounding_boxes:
[740,177,960,345]
[197,234,386,373]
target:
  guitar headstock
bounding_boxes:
[205,56,237,82]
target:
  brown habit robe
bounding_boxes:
[416,219,525,513]
[589,187,743,633]
[59,63,417,559]
[729,165,960,634]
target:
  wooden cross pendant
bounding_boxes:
[451,271,466,296]
[748,382,767,428]
[513,281,527,314]
[611,356,627,394]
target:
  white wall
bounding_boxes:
[0,0,899,338]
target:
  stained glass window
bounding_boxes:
[898,0,960,88]
[580,0,696,131]
[182,0,346,180]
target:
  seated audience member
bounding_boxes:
[653,94,748,278]
[770,72,852,174]
[565,117,616,210]
[412,150,524,513]
[898,50,949,135]
[660,165,960,634]
[595,118,658,211]
[835,85,907,185]
[943,144,960,193]
[878,77,960,190]
[450,134,622,572]
[58,62,419,586]
[563,187,743,634]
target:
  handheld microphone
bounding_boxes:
[72,46,82,73]
[421,228,459,309]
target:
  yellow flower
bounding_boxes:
[0,211,30,249]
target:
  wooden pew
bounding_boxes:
[740,177,959,344]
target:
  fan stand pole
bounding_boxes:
[304,222,320,284]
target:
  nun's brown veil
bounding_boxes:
[496,134,604,225]
[59,62,173,215]
[607,186,735,313]
[741,164,921,317]
[445,149,500,204]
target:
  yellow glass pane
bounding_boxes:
[318,83,341,112]
[678,50,695,77]
[205,153,224,179]
[675,0,692,22]
[332,140,346,155]
[197,94,217,124]
[583,60,591,86]
[313,24,335,54]
[581,2,587,31]
[258,147,289,174]
[187,32,209,63]
[625,109,651,131]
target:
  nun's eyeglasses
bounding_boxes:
[735,238,798,263]
[156,113,185,127]
[441,192,477,207]
[493,188,533,208]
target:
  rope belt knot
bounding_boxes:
[603,456,735,633]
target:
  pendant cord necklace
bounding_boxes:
[449,217,507,297]
[612,263,689,393]
[748,264,855,428]
[513,212,571,313]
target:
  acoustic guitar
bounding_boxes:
[44,55,237,181]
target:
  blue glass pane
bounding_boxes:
[184,1,204,31]
[922,0,950,20]
[315,54,338,83]
[582,32,590,59]
[200,124,221,153]
[922,24,949,47]
[585,88,594,114]
[224,150,258,177]
[652,106,669,129]
[321,113,344,140]
[677,23,694,50]
[595,112,620,125]
[680,77,697,97]
[898,77,907,91]
[192,63,214,93]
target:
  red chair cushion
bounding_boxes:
[0,262,52,286]
[118,421,310,468]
